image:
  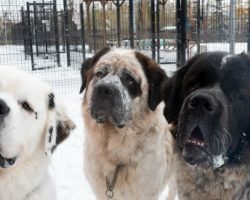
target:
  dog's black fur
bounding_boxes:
[161,52,250,199]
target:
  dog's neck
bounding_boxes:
[85,106,167,166]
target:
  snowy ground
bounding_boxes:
[49,93,96,200]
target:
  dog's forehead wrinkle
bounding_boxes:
[95,61,112,71]
[101,75,121,86]
[98,51,140,68]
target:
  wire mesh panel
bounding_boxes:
[186,0,250,59]
[0,0,83,94]
[1,0,250,93]
[0,0,29,66]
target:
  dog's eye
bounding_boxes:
[124,74,135,86]
[188,82,199,92]
[22,101,33,112]
[95,71,105,78]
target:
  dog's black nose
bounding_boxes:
[0,99,10,117]
[96,84,115,97]
[188,93,217,113]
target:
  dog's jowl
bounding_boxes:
[80,47,176,200]
[162,52,250,200]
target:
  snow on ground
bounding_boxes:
[49,93,96,200]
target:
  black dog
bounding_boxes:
[162,52,250,200]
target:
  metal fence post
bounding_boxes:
[63,0,71,66]
[117,0,121,47]
[42,0,48,55]
[33,1,39,56]
[248,0,250,53]
[176,0,187,68]
[151,0,156,61]
[53,0,61,66]
[129,0,134,48]
[156,0,160,63]
[112,0,125,48]
[229,0,236,54]
[92,2,97,52]
[196,0,201,53]
[27,2,35,70]
[21,7,27,60]
[80,3,86,60]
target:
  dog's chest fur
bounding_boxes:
[177,155,250,200]
[0,151,55,200]
[83,105,174,200]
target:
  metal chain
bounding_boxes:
[105,164,123,199]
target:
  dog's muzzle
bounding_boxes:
[0,99,17,168]
[90,75,132,128]
[177,88,231,168]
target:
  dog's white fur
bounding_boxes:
[82,48,175,200]
[0,67,75,200]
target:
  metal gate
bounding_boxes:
[22,1,62,70]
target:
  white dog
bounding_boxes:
[0,67,75,200]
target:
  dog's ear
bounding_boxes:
[80,47,111,93]
[135,51,168,111]
[45,93,75,156]
[161,54,200,123]
[79,58,93,94]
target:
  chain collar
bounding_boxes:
[105,164,124,199]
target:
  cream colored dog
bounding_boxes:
[80,48,176,200]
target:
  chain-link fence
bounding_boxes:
[186,0,249,58]
[0,0,250,93]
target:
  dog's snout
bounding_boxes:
[96,84,115,97]
[188,93,217,113]
[0,99,10,117]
